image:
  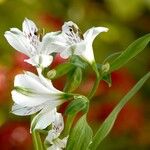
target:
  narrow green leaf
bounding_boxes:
[65,96,89,115]
[103,51,122,64]
[64,67,82,92]
[66,115,93,150]
[90,72,150,150]
[110,34,150,72]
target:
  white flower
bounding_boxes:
[47,137,68,150]
[51,21,108,65]
[4,18,59,68]
[45,111,68,150]
[11,71,69,131]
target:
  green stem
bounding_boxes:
[31,115,44,150]
[88,75,100,100]
[32,130,44,150]
[63,114,75,136]
[88,63,100,100]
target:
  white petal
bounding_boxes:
[24,54,53,68]
[54,137,68,148]
[59,42,85,60]
[46,130,60,144]
[47,137,68,150]
[31,107,60,131]
[47,145,60,150]
[62,21,79,35]
[84,27,108,43]
[40,31,63,54]
[22,18,38,35]
[45,112,64,146]
[37,69,63,94]
[73,42,86,56]
[4,28,35,56]
[80,46,95,64]
[81,27,108,64]
[12,72,64,107]
[52,112,64,134]
[45,32,69,54]
[11,90,49,107]
[11,103,43,116]
[14,72,51,94]
[11,86,63,107]
[59,48,71,59]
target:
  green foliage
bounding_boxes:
[65,95,89,115]
[71,56,88,69]
[103,52,122,65]
[110,33,150,72]
[47,63,75,79]
[64,67,82,92]
[102,74,112,87]
[32,130,44,150]
[66,115,93,150]
[89,72,150,150]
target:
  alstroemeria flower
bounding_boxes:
[4,18,59,68]
[45,111,68,150]
[51,21,108,65]
[11,71,69,131]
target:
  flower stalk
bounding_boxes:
[32,129,44,150]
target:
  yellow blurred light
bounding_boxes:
[0,0,6,4]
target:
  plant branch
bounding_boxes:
[32,130,44,150]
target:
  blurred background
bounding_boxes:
[0,0,150,149]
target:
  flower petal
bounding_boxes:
[81,27,108,64]
[22,18,38,35]
[45,113,67,150]
[14,72,51,94]
[11,103,43,116]
[47,137,68,150]
[45,114,64,142]
[37,69,63,94]
[11,90,49,107]
[24,54,53,68]
[12,84,63,107]
[31,106,61,131]
[52,112,64,134]
[80,45,95,64]
[4,28,35,56]
[47,145,59,150]
[83,27,108,43]
[40,31,64,54]
[59,48,71,59]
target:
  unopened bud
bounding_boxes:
[47,69,56,79]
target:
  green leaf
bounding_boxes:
[65,96,89,115]
[89,72,150,150]
[66,115,93,150]
[103,51,122,64]
[110,34,150,72]
[64,67,82,92]
[47,63,75,79]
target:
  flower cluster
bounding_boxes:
[5,18,108,149]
